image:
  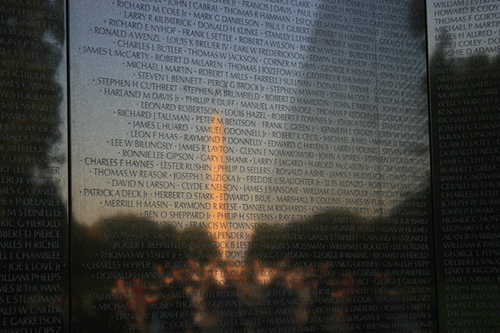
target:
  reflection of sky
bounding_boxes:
[70,0,430,226]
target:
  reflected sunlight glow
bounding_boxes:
[208,112,230,260]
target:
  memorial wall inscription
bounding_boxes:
[428,0,500,331]
[71,0,430,227]
[0,0,67,330]
[0,0,498,331]
[70,0,434,332]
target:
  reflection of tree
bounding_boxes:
[429,39,500,331]
[246,223,288,265]
[0,0,65,180]
[287,210,365,267]
[0,3,66,232]
[0,0,66,329]
[178,226,218,264]
[72,215,182,332]
[377,182,433,271]
[247,210,367,267]
[73,214,178,293]
[243,204,441,330]
[71,201,444,332]
[72,216,226,332]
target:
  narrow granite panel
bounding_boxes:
[0,0,68,330]
[428,0,500,331]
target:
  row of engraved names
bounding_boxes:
[85,261,431,279]
[100,105,426,149]
[0,218,62,264]
[80,42,422,80]
[82,152,427,178]
[80,43,422,90]
[87,4,423,68]
[434,34,500,58]
[81,189,411,207]
[438,148,499,162]
[106,107,425,134]
[105,60,421,86]
[90,23,420,60]
[0,292,62,316]
[80,182,414,200]
[433,2,500,29]
[103,129,423,149]
[79,187,426,217]
[113,104,423,128]
[95,70,411,92]
[84,63,421,104]
[110,0,415,48]
[112,0,411,30]
[0,167,61,186]
[95,74,422,105]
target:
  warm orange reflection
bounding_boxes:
[72,207,435,333]
[208,112,229,260]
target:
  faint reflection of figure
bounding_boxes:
[170,266,196,333]
[307,263,335,333]
[131,279,148,332]
[71,296,91,333]
[332,274,355,332]
[214,274,244,333]
[201,278,220,332]
[260,275,298,332]
[345,273,382,333]
[111,278,135,333]
[353,272,414,333]
[148,264,169,333]
[307,264,353,333]
[148,265,195,333]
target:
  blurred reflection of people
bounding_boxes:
[131,278,148,332]
[214,272,244,333]
[307,264,353,332]
[148,264,170,333]
[149,264,195,333]
[171,266,196,333]
[351,271,414,333]
[307,263,333,332]
[111,278,135,332]
[260,274,298,332]
[71,295,91,333]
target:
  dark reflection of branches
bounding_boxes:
[179,226,219,264]
[74,200,442,333]
[0,0,66,330]
[72,215,221,333]
[246,223,289,266]
[244,209,430,332]
[0,3,67,227]
[0,0,65,173]
[73,215,179,295]
[429,33,500,331]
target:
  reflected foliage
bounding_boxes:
[0,0,67,329]
[0,1,67,234]
[246,223,288,265]
[0,0,65,175]
[73,205,436,332]
[178,226,218,264]
[72,216,219,333]
[430,37,500,331]
[73,215,178,292]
